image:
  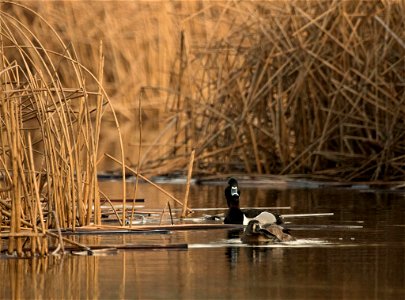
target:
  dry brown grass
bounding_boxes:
[5,0,215,171]
[4,1,404,182]
[0,0,405,258]
[0,1,127,256]
[142,0,405,182]
[1,0,404,256]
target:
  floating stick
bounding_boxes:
[181,149,195,218]
[281,213,334,218]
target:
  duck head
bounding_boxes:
[245,219,261,234]
[225,177,240,208]
[227,177,239,196]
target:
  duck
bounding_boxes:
[241,220,280,244]
[224,177,241,208]
[261,222,295,242]
[241,220,295,244]
[223,178,283,225]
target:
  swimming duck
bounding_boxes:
[223,178,283,225]
[241,220,295,244]
[241,220,280,244]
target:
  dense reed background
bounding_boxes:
[155,0,405,182]
[3,1,403,182]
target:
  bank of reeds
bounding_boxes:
[0,2,127,256]
[4,1,404,181]
[2,0,208,172]
[142,0,405,182]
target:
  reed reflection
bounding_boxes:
[1,255,103,300]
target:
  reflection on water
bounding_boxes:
[1,182,405,299]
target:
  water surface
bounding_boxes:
[1,181,405,299]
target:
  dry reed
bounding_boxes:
[2,1,403,258]
[141,0,405,182]
[6,1,403,182]
[0,2,126,256]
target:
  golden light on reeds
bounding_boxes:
[0,1,125,256]
[142,0,405,182]
[1,0,404,256]
[3,0,403,182]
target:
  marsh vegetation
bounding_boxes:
[0,1,404,256]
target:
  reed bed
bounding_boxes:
[0,1,127,256]
[142,0,405,182]
[5,1,404,182]
[3,0,210,172]
[1,0,403,256]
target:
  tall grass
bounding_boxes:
[143,0,405,182]
[4,1,404,182]
[0,1,125,256]
[3,0,239,173]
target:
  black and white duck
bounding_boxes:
[224,178,283,225]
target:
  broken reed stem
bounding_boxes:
[0,209,2,253]
[159,202,167,225]
[130,89,144,227]
[105,153,192,213]
[167,202,174,225]
[9,98,22,256]
[181,149,195,218]
[93,40,105,226]
[158,201,174,225]
[50,211,65,255]
[99,191,123,226]
[27,134,46,255]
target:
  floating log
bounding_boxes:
[69,243,189,255]
[60,229,171,235]
[101,198,145,203]
[287,224,363,230]
[79,223,243,232]
[132,206,292,212]
[281,213,334,218]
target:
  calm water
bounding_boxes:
[1,181,405,299]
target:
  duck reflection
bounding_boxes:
[244,246,272,264]
[224,228,243,268]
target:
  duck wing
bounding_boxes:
[282,227,292,234]
[257,228,279,240]
[264,224,296,242]
[243,211,279,225]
